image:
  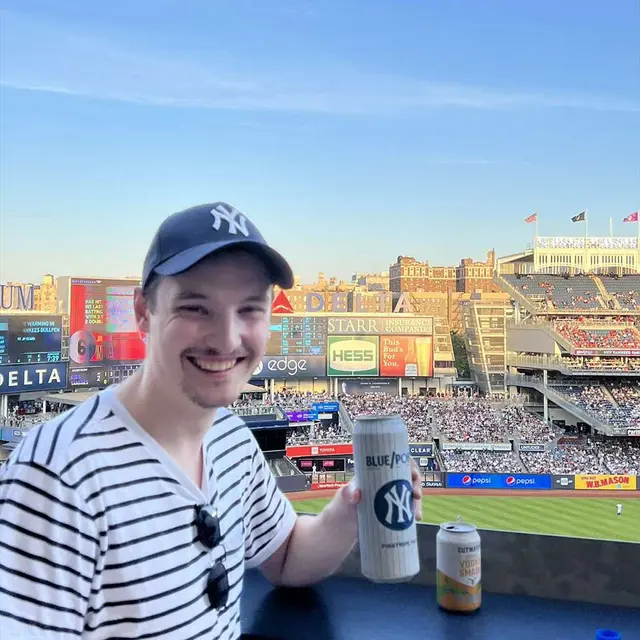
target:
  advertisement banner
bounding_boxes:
[313,401,339,413]
[628,428,640,437]
[327,316,433,336]
[519,444,547,453]
[574,475,637,491]
[446,473,552,490]
[0,428,29,443]
[338,378,395,394]
[442,442,512,452]
[552,475,575,489]
[422,479,445,488]
[409,443,434,457]
[575,349,640,357]
[379,335,433,378]
[327,336,379,377]
[310,481,349,491]
[285,410,318,423]
[252,355,326,379]
[0,362,68,395]
[286,443,353,458]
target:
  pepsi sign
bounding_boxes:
[447,473,552,490]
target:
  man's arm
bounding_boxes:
[0,458,99,638]
[260,459,423,587]
[259,482,359,587]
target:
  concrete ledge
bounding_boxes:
[299,515,640,608]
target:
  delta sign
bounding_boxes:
[272,290,419,315]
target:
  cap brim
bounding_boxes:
[152,239,294,289]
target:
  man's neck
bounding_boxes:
[115,369,217,486]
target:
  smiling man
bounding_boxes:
[0,202,422,639]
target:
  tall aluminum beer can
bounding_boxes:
[353,413,420,583]
[436,516,482,613]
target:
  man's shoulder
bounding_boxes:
[3,391,121,478]
[212,407,253,435]
[205,407,258,461]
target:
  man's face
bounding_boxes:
[135,249,272,410]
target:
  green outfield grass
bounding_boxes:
[291,495,640,542]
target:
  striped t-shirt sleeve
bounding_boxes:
[0,459,100,638]
[243,440,297,570]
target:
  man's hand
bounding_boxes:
[260,459,423,587]
[335,456,424,521]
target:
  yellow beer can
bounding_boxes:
[436,516,482,613]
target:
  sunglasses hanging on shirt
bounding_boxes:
[195,504,230,609]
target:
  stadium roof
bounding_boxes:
[497,248,534,264]
[43,382,266,406]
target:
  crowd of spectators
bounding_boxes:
[269,391,334,411]
[601,275,640,311]
[341,393,433,442]
[552,384,636,429]
[554,321,640,350]
[441,450,521,473]
[597,438,640,474]
[521,442,609,474]
[607,384,640,427]
[286,423,350,446]
[499,405,561,442]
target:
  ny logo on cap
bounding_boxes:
[210,203,250,237]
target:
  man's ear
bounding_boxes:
[134,287,151,335]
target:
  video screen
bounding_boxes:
[69,279,145,369]
[0,315,63,365]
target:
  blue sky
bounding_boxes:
[1,0,638,284]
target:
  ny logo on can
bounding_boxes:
[374,479,414,531]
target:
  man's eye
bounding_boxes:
[240,306,266,315]
[179,305,207,314]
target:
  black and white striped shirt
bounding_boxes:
[0,387,297,639]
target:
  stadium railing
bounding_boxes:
[233,404,288,420]
[506,353,639,377]
[338,401,355,435]
[505,374,624,436]
[497,275,541,313]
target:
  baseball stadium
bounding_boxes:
[1,231,639,633]
[244,234,640,545]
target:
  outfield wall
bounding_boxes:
[305,472,640,491]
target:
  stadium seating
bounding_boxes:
[553,321,640,350]
[503,274,605,309]
[600,275,640,310]
[550,383,638,429]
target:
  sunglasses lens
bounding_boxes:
[207,562,229,609]
[196,506,220,548]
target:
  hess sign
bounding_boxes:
[327,336,379,377]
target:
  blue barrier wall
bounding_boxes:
[446,473,552,490]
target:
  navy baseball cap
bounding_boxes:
[142,202,294,290]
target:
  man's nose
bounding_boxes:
[202,314,242,354]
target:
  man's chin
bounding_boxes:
[184,380,248,410]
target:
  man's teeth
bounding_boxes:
[193,359,236,372]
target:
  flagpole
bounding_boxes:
[584,209,589,274]
[637,212,640,275]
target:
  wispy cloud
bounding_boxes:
[2,11,638,115]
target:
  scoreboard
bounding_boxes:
[67,278,146,386]
[267,316,327,356]
[0,315,63,365]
